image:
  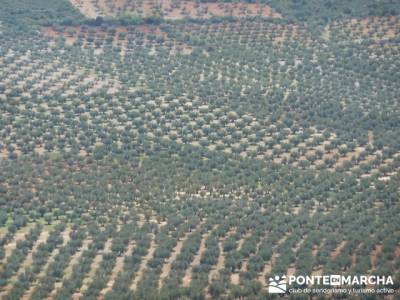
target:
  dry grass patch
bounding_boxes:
[207,240,225,282]
[182,226,217,287]
[21,227,71,300]
[77,237,113,295]
[70,0,100,18]
[130,233,156,291]
[311,267,323,276]
[62,237,92,280]
[159,222,204,289]
[99,241,135,297]
[0,225,35,268]
[0,230,49,297]
[205,228,237,297]
[230,231,253,285]
[258,234,287,286]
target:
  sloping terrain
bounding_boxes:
[0,0,399,299]
[69,0,281,20]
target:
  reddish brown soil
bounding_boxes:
[69,0,281,20]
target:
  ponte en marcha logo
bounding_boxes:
[268,274,395,295]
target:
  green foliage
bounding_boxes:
[265,0,400,22]
[0,0,83,30]
[0,2,399,299]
